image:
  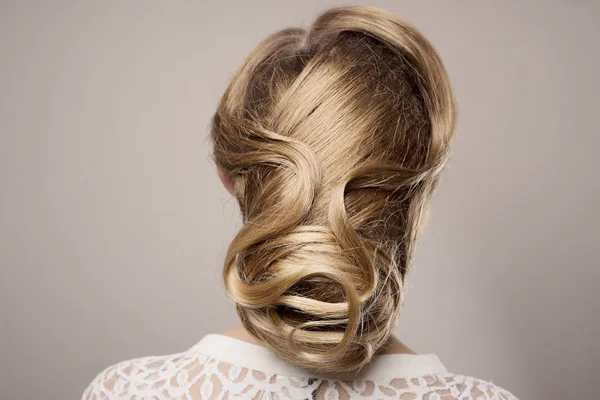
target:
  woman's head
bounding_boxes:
[210,5,456,372]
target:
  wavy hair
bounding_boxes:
[210,5,456,373]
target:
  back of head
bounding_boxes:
[210,5,456,373]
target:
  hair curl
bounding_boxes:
[210,5,457,373]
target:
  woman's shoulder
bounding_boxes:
[81,350,209,400]
[82,346,519,400]
[395,373,519,400]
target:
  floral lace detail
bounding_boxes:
[82,352,518,400]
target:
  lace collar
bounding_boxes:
[189,334,447,381]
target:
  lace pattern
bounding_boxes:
[82,352,518,399]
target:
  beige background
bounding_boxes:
[1,1,598,399]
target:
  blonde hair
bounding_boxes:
[210,5,456,373]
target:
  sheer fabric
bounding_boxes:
[82,334,518,400]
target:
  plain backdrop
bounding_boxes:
[1,1,599,399]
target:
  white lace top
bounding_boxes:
[82,334,518,399]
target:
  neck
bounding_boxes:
[221,323,417,356]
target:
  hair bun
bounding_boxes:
[211,5,456,372]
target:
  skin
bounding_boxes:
[216,166,417,356]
